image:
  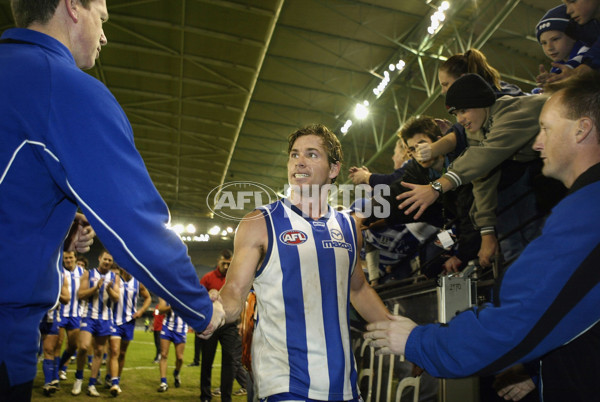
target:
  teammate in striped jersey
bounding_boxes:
[156,298,188,393]
[72,250,120,397]
[56,251,85,381]
[107,267,151,396]
[40,274,70,396]
[217,124,391,401]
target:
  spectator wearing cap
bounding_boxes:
[536,4,590,87]
[396,74,551,267]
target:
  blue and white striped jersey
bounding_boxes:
[60,266,84,319]
[113,276,139,326]
[81,268,116,321]
[252,199,359,400]
[163,305,188,335]
[42,305,61,325]
[362,225,420,269]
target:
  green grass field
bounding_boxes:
[32,329,248,400]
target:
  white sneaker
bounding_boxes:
[87,385,100,397]
[59,370,67,381]
[157,382,168,392]
[49,379,59,390]
[43,382,58,396]
[110,384,122,397]
[72,379,83,396]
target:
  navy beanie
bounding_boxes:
[536,5,573,43]
[445,74,496,114]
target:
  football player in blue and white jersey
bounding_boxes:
[72,250,120,397]
[216,124,391,402]
[107,267,151,396]
[156,298,188,393]
[40,273,70,396]
[56,251,85,381]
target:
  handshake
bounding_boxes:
[198,289,225,339]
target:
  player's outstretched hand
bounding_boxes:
[363,314,417,356]
[494,365,536,401]
[65,213,95,253]
[208,289,221,303]
[198,299,225,339]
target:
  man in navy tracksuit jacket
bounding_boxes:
[0,1,223,398]
[364,72,600,402]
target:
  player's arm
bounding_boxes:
[349,219,389,323]
[219,210,266,324]
[106,273,120,303]
[77,269,98,299]
[59,273,70,304]
[157,297,172,314]
[133,283,152,319]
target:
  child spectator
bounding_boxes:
[545,0,600,82]
[535,5,590,87]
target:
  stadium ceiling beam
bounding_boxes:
[107,18,254,94]
[135,137,223,153]
[140,149,222,162]
[276,24,383,78]
[194,0,276,17]
[278,23,398,53]
[106,41,256,73]
[251,99,336,124]
[174,0,187,204]
[314,0,431,50]
[216,0,285,214]
[339,0,474,173]
[108,13,266,47]
[127,107,237,128]
[131,123,232,150]
[110,0,161,10]
[270,56,362,100]
[101,65,243,92]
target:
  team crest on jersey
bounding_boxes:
[279,230,308,245]
[330,228,343,241]
[323,229,352,251]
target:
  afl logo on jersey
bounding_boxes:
[279,230,308,245]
